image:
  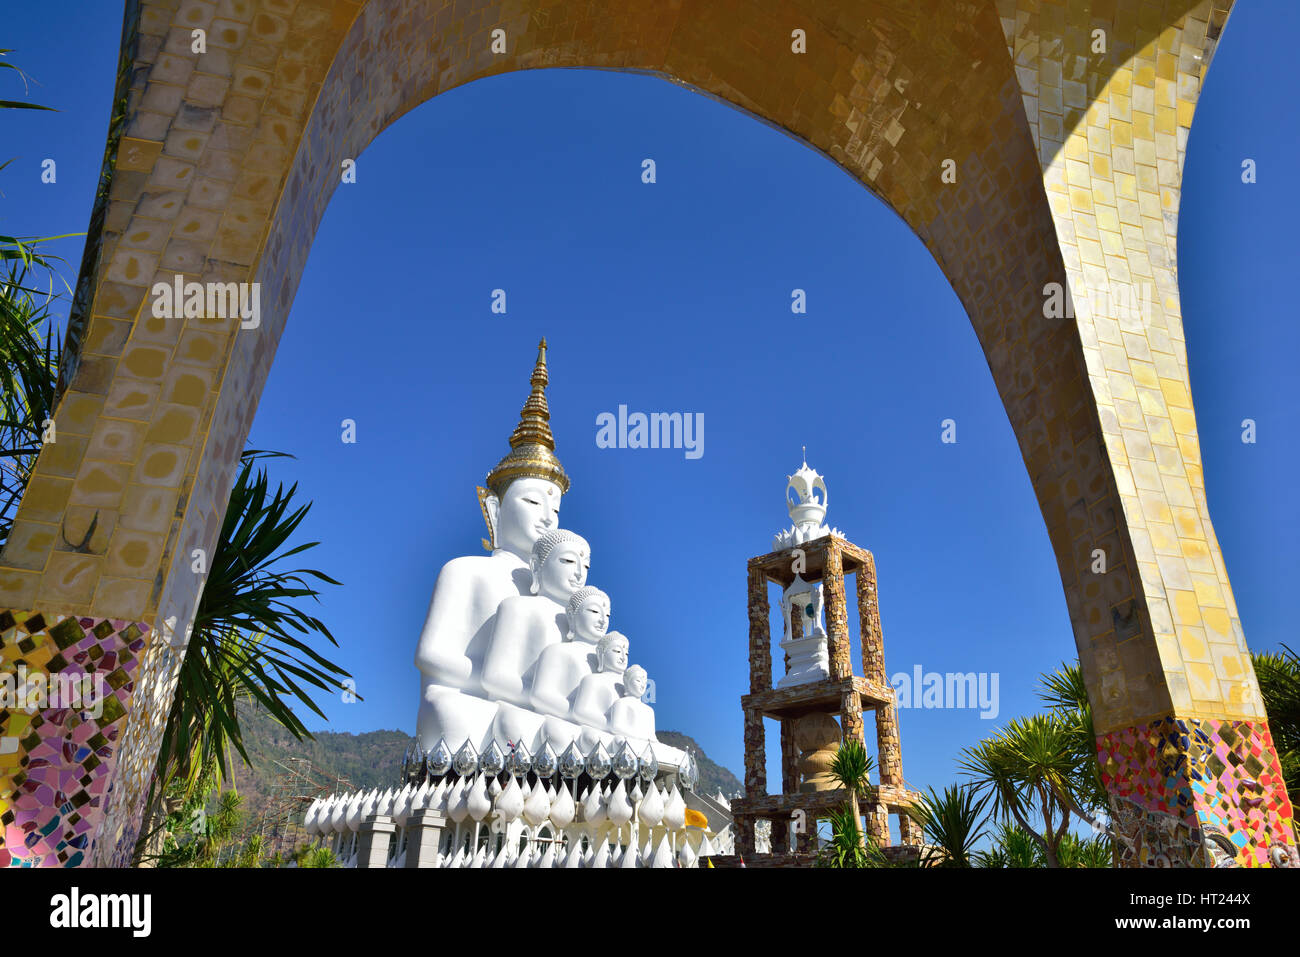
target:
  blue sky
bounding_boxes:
[4,3,1297,801]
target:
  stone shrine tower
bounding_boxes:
[726,456,923,864]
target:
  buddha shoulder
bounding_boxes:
[433,551,520,584]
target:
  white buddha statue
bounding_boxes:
[414,340,571,752]
[532,603,621,722]
[570,631,629,729]
[609,664,656,743]
[411,336,690,775]
[490,584,606,753]
[481,541,595,706]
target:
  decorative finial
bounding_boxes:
[773,453,840,549]
[483,338,571,497]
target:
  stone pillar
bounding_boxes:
[736,815,755,858]
[356,814,396,869]
[855,553,885,682]
[823,541,850,681]
[875,700,903,789]
[840,690,864,749]
[779,722,798,796]
[404,808,448,869]
[743,708,766,799]
[746,564,771,694]
[770,814,789,855]
[864,799,889,844]
[744,565,769,812]
[898,810,923,847]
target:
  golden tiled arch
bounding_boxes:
[0,0,1292,867]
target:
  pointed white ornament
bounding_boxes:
[652,835,674,868]
[522,780,551,827]
[549,782,576,829]
[591,837,611,868]
[467,774,492,821]
[637,781,664,827]
[495,775,525,821]
[663,784,687,831]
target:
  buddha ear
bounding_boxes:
[529,557,541,595]
[478,488,500,550]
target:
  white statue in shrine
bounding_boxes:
[570,631,629,729]
[609,664,656,742]
[774,452,836,689]
[414,340,570,751]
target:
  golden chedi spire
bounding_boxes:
[485,338,571,496]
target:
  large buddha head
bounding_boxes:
[479,338,572,559]
[529,529,591,602]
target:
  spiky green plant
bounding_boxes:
[1057,831,1113,868]
[134,450,354,865]
[959,712,1094,867]
[156,449,353,798]
[976,821,1046,868]
[826,737,875,849]
[299,846,338,869]
[0,257,61,548]
[911,783,990,868]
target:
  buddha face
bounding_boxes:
[535,539,590,602]
[490,478,562,557]
[571,594,610,643]
[597,633,629,675]
[623,666,647,699]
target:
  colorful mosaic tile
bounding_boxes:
[1097,715,1296,867]
[0,610,149,867]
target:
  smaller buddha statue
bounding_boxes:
[491,584,606,753]
[529,592,611,720]
[480,529,591,708]
[608,664,656,742]
[570,631,630,729]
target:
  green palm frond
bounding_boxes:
[0,256,64,548]
[154,449,355,799]
[827,737,874,795]
[1057,831,1112,868]
[0,49,57,113]
[975,821,1046,868]
[911,784,990,868]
